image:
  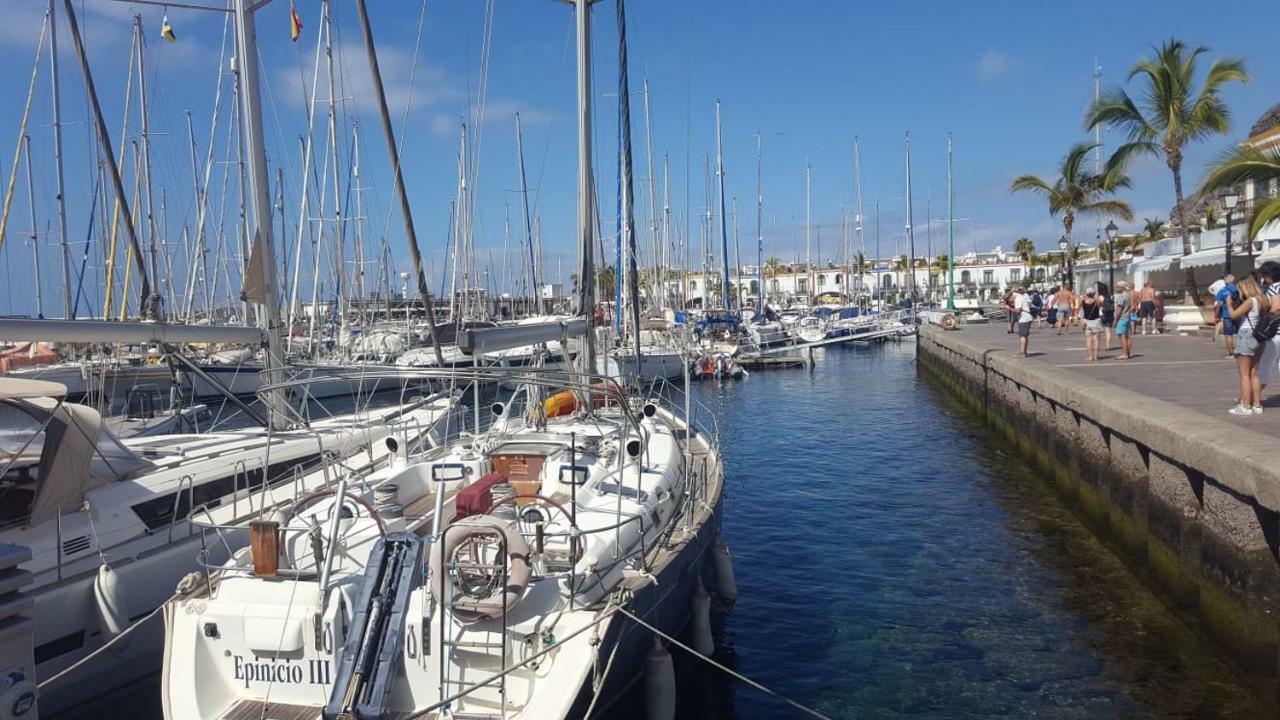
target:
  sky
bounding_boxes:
[0,0,1275,318]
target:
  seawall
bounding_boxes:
[917,325,1280,700]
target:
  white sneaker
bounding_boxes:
[1253,406,1264,415]
[1229,404,1253,416]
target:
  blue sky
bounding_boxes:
[0,0,1275,317]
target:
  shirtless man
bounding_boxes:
[1054,284,1075,335]
[1137,281,1158,335]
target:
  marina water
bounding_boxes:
[76,341,1270,719]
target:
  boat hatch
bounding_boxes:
[244,615,305,654]
[596,482,648,503]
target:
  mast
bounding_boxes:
[287,9,324,351]
[947,132,956,310]
[904,132,916,306]
[616,0,640,372]
[0,11,48,263]
[135,15,163,318]
[323,0,347,328]
[874,201,881,305]
[715,99,730,311]
[854,136,864,304]
[23,135,44,318]
[515,113,541,314]
[354,0,446,366]
[663,153,671,310]
[352,123,367,323]
[63,0,152,318]
[805,162,812,304]
[642,79,660,310]
[756,133,763,311]
[48,0,72,318]
[732,194,741,309]
[573,0,596,376]
[231,0,289,426]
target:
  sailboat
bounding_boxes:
[160,3,728,718]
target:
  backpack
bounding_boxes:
[1031,293,1043,309]
[1254,305,1280,342]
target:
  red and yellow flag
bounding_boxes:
[289,3,303,42]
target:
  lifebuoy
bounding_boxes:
[430,516,531,622]
[940,313,958,331]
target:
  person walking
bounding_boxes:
[1114,281,1135,360]
[1138,281,1158,335]
[1227,276,1267,416]
[1081,289,1103,361]
[1257,261,1280,398]
[1215,274,1238,358]
[1054,284,1075,335]
[1098,281,1116,351]
[1003,289,1017,334]
[1007,285,1033,357]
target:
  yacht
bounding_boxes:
[0,377,462,715]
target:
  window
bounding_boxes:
[1010,268,1021,282]
[983,270,994,284]
[798,278,808,293]
[770,279,779,292]
[750,280,759,294]
[961,270,971,284]
[690,280,697,291]
[834,275,842,285]
[882,274,894,288]
[818,274,826,287]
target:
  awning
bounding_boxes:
[1179,247,1226,269]
[1128,256,1177,273]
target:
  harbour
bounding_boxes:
[2,0,1280,718]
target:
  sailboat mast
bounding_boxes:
[287,10,324,351]
[616,0,641,371]
[574,0,596,375]
[47,0,71,318]
[23,136,44,318]
[232,0,289,427]
[353,0,446,366]
[135,15,163,318]
[642,79,660,310]
[854,136,865,303]
[515,113,540,314]
[663,153,671,310]
[756,133,763,310]
[352,122,367,324]
[715,99,730,311]
[805,162,812,304]
[323,0,346,327]
[904,132,916,305]
[947,132,955,310]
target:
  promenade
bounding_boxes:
[943,320,1279,435]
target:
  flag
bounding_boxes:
[160,15,176,44]
[290,3,303,42]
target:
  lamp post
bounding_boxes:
[1058,236,1069,286]
[1221,189,1240,276]
[1105,221,1118,293]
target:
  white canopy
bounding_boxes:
[1179,248,1226,269]
[1128,256,1177,273]
[0,377,67,400]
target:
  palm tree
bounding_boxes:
[1011,143,1135,260]
[1201,146,1280,259]
[762,257,782,303]
[1087,39,1247,301]
[1013,237,1035,262]
[1142,217,1166,245]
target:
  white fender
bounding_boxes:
[712,541,737,604]
[691,583,714,656]
[644,636,676,720]
[94,563,130,639]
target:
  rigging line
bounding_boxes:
[380,0,430,238]
[530,14,574,218]
[615,606,833,720]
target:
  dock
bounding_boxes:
[917,322,1280,693]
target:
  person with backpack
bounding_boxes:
[1030,290,1044,326]
[1256,261,1280,398]
[1227,276,1268,415]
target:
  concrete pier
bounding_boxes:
[917,323,1280,699]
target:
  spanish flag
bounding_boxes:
[160,14,176,43]
[290,3,303,42]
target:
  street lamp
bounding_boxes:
[1221,189,1240,276]
[1105,221,1119,294]
[1058,236,1069,287]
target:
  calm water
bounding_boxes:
[80,341,1270,718]
[658,341,1271,719]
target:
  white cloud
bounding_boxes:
[975,48,1013,79]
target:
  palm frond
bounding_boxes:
[1248,198,1280,240]
[1010,174,1055,196]
[1079,199,1135,222]
[1199,147,1280,194]
[1086,91,1155,141]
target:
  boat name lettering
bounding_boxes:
[231,655,330,687]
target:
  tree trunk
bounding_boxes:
[1171,164,1201,305]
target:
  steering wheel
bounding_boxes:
[288,488,387,537]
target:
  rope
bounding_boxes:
[36,585,184,691]
[616,607,832,720]
[400,604,620,720]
